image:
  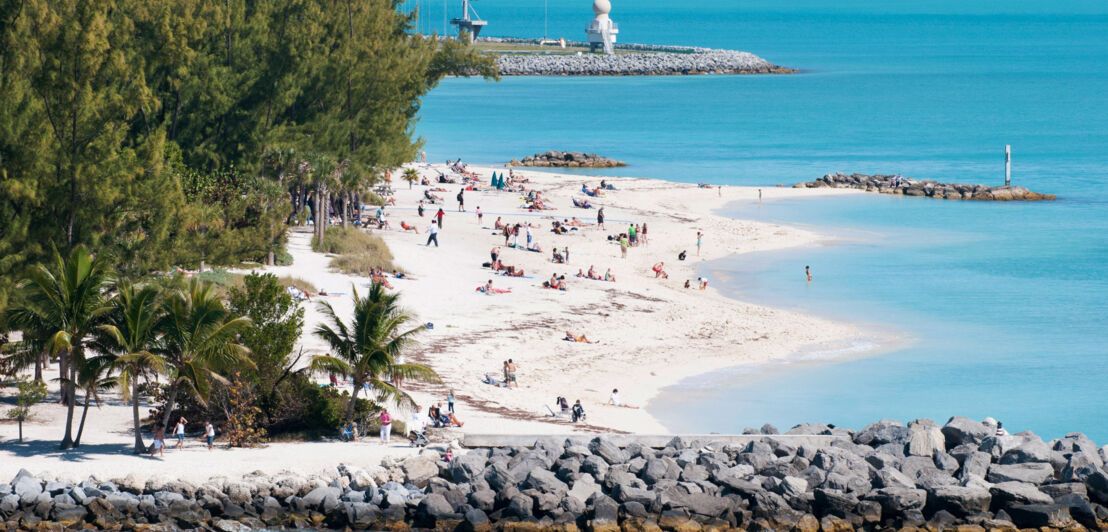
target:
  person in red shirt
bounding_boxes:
[373,409,392,445]
[435,208,445,228]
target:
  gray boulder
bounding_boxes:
[524,469,567,496]
[402,456,440,488]
[958,451,992,481]
[813,488,858,515]
[987,462,1054,485]
[906,419,946,457]
[989,481,1053,506]
[468,489,496,512]
[874,467,915,489]
[928,486,991,516]
[506,494,533,519]
[451,451,489,483]
[301,486,342,513]
[866,487,926,515]
[778,476,807,499]
[588,437,628,465]
[1005,503,1074,528]
[1000,437,1053,464]
[1061,452,1101,482]
[941,417,991,447]
[483,464,516,491]
[580,455,609,480]
[1054,493,1098,529]
[416,493,455,522]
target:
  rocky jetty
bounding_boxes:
[486,39,794,76]
[4,417,1108,531]
[794,172,1057,201]
[509,151,626,168]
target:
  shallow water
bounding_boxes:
[415,1,1108,441]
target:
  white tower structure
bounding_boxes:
[586,0,618,54]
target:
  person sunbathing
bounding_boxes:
[575,269,585,278]
[371,271,394,289]
[565,331,594,343]
[393,270,416,280]
[502,265,525,277]
[568,217,587,227]
[400,221,419,233]
[436,402,464,427]
[653,262,669,279]
[552,249,565,263]
[482,373,504,387]
[604,268,616,282]
[494,217,505,230]
[587,266,598,279]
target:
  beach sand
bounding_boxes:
[0,165,877,480]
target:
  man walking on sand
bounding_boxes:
[597,207,605,229]
[426,221,439,247]
[457,188,465,212]
[436,208,445,227]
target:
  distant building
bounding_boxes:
[586,0,618,54]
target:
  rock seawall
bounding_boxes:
[487,39,794,76]
[4,417,1108,531]
[509,151,626,168]
[794,172,1057,201]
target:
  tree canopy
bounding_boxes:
[0,0,497,313]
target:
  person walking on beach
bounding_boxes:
[418,200,425,217]
[805,265,812,282]
[696,231,703,256]
[619,234,629,258]
[426,221,439,247]
[436,208,445,227]
[457,188,465,211]
[174,417,188,450]
[758,189,762,203]
[476,206,483,223]
[526,224,533,246]
[597,207,605,229]
[640,223,648,245]
[374,409,392,445]
[448,390,455,414]
[204,421,215,451]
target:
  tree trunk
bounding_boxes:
[345,379,362,422]
[132,379,146,454]
[34,352,43,382]
[74,393,91,447]
[161,382,179,433]
[341,191,349,228]
[17,419,22,442]
[59,353,76,449]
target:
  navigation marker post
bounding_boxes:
[1005,145,1011,186]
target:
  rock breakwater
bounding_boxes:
[509,151,626,168]
[4,417,1108,531]
[486,39,794,76]
[794,172,1057,201]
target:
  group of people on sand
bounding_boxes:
[575,265,615,282]
[544,273,568,291]
[148,417,217,456]
[555,396,587,423]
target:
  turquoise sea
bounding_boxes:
[413,1,1108,441]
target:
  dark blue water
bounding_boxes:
[413,1,1108,441]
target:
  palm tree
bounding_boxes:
[71,352,118,447]
[402,168,419,189]
[156,278,252,431]
[310,282,440,422]
[98,282,165,453]
[5,246,112,449]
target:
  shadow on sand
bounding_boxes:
[0,439,156,462]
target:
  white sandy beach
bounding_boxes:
[0,165,883,481]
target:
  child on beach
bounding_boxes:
[806,265,812,282]
[150,429,165,457]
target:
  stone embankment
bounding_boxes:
[486,39,794,76]
[795,172,1057,201]
[4,417,1108,531]
[508,151,626,169]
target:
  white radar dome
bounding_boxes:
[593,0,611,16]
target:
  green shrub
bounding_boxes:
[312,226,395,274]
[275,250,294,266]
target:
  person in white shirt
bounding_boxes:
[608,389,623,407]
[174,417,188,450]
[425,221,439,247]
[204,421,216,450]
[410,406,427,434]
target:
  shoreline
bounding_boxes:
[1,164,890,479]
